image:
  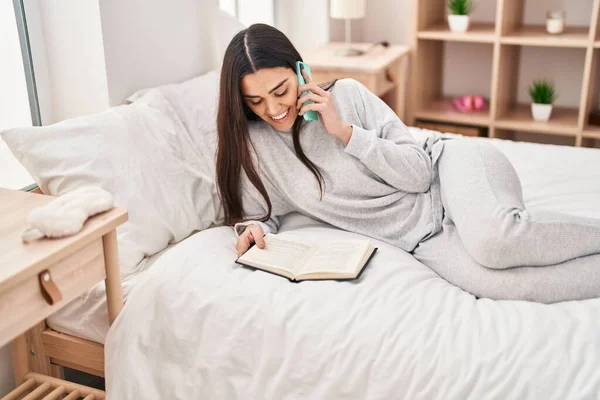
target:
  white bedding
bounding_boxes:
[46,245,172,343]
[105,136,600,399]
[46,133,600,345]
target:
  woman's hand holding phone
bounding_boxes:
[297,68,353,145]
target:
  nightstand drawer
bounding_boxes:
[311,64,397,97]
[0,239,106,346]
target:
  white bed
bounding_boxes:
[46,131,600,345]
[92,135,600,399]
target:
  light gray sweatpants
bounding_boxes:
[413,139,600,303]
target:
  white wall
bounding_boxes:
[329,0,406,44]
[0,0,34,189]
[276,0,330,54]
[443,42,495,99]
[99,0,220,106]
[0,2,32,130]
[362,0,409,45]
[24,0,109,125]
[25,0,230,118]
[239,0,274,26]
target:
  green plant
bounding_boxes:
[528,79,557,104]
[448,0,473,15]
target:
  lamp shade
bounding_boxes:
[330,0,366,19]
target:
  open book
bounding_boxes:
[235,233,378,282]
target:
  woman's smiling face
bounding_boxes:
[241,67,299,131]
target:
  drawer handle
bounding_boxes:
[385,69,395,83]
[39,270,62,305]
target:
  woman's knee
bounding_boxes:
[463,228,517,270]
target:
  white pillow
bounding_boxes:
[1,82,223,278]
[128,70,220,136]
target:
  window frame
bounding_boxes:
[12,0,41,192]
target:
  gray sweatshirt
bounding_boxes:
[235,78,445,253]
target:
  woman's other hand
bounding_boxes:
[236,224,266,257]
[297,70,352,144]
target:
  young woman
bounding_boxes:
[216,24,600,301]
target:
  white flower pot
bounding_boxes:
[448,15,470,33]
[531,103,553,122]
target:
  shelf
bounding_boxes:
[501,26,590,48]
[410,0,599,148]
[583,125,600,139]
[418,23,496,43]
[415,98,491,126]
[495,105,579,136]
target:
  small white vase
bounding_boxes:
[448,15,470,33]
[531,103,553,122]
[546,11,565,34]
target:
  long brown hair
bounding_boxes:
[216,24,330,226]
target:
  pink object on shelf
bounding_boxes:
[452,95,487,113]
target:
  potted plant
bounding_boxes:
[448,0,472,33]
[529,79,557,122]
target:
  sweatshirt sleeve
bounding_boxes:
[342,80,432,193]
[233,216,281,237]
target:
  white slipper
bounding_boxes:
[22,187,114,243]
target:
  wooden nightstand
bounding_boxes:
[303,42,410,120]
[0,188,127,399]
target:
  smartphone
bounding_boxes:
[296,61,319,122]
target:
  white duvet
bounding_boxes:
[106,137,600,399]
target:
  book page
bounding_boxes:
[239,235,315,276]
[299,241,368,275]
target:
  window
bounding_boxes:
[219,0,274,27]
[0,0,37,190]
